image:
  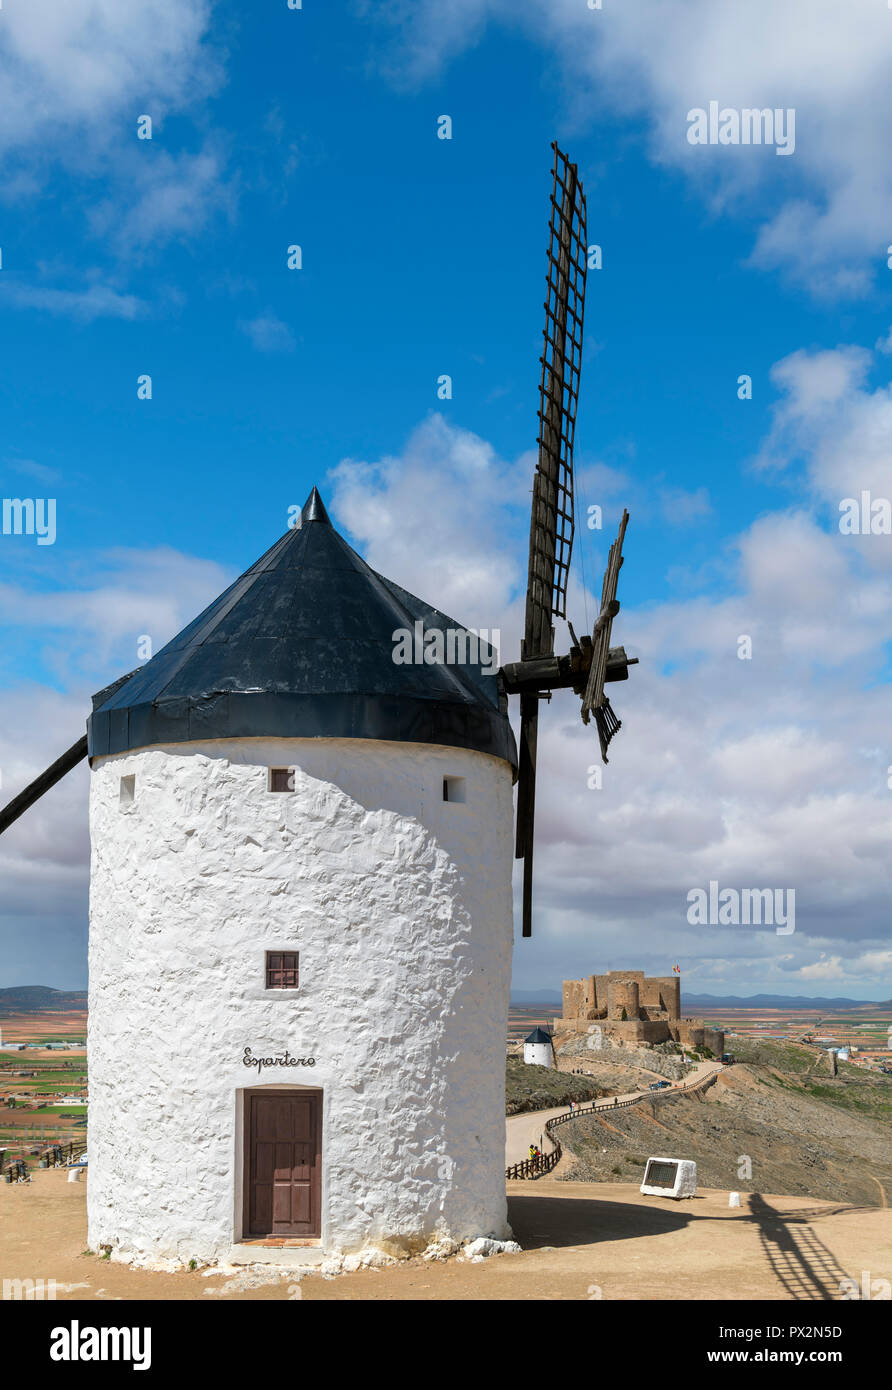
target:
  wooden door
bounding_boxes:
[245,1090,321,1237]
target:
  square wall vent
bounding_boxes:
[443,776,466,803]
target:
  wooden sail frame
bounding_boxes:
[523,142,588,660]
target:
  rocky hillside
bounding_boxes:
[505,1058,608,1115]
[555,1036,892,1206]
[553,1031,694,1090]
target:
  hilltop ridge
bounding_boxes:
[0,986,88,1013]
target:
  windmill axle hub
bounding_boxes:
[500,646,636,697]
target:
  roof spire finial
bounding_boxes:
[302,486,331,526]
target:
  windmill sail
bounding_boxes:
[523,142,588,661]
[582,509,629,761]
[0,670,138,837]
[516,144,588,937]
[0,735,88,836]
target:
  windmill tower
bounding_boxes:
[84,487,519,1262]
[0,144,637,1264]
[523,1027,555,1069]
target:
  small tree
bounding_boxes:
[620,1007,628,1021]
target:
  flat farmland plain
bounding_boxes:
[0,1008,87,1163]
[0,1008,87,1045]
[699,1003,892,1069]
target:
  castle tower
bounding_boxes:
[86,489,517,1264]
[607,975,640,1021]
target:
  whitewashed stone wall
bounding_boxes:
[87,736,515,1262]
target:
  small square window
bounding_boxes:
[268,767,295,793]
[119,775,135,806]
[266,951,299,990]
[443,776,466,803]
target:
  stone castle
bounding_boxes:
[560,970,724,1055]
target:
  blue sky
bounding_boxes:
[2,1,892,998]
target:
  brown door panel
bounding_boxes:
[245,1090,321,1238]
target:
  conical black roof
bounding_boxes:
[524,1027,553,1045]
[88,488,517,770]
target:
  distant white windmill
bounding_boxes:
[523,1027,555,1069]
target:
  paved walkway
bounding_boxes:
[505,1059,724,1168]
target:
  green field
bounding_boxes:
[2,1069,85,1084]
[11,1082,86,1093]
[0,1046,88,1162]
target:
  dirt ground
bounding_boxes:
[1,1167,889,1301]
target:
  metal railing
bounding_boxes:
[506,1066,721,1180]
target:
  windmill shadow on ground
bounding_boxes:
[509,1190,861,1300]
[745,1192,856,1301]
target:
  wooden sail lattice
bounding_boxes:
[524,142,588,659]
[582,509,629,761]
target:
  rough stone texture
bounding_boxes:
[674,1023,726,1055]
[87,736,515,1262]
[554,1031,691,1082]
[463,1236,521,1260]
[606,977,639,1021]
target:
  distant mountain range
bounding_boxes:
[0,986,88,1014]
[683,993,888,1009]
[512,990,889,1010]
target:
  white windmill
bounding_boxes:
[0,146,637,1264]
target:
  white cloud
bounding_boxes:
[370,0,892,295]
[0,545,233,680]
[0,1,217,159]
[8,458,63,486]
[760,343,892,565]
[329,413,531,629]
[1,279,144,321]
[659,485,712,526]
[798,955,848,982]
[90,147,235,254]
[239,311,296,354]
[0,541,233,970]
[0,2,228,253]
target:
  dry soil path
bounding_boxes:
[2,1167,887,1301]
